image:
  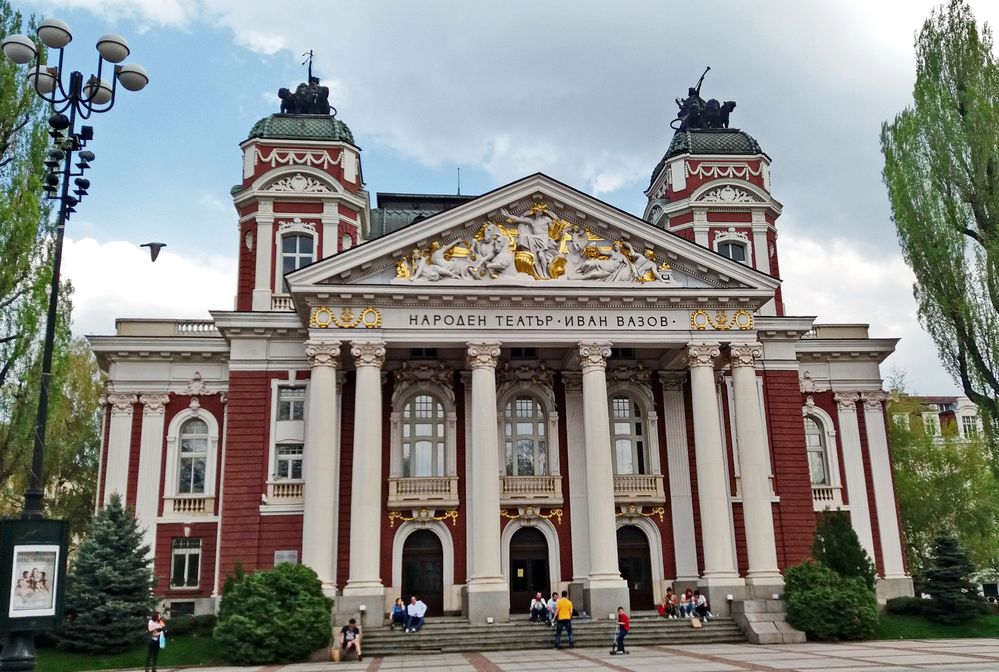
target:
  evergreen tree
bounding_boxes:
[58,494,156,653]
[812,510,877,591]
[924,533,984,624]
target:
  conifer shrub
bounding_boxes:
[923,533,985,624]
[57,494,156,653]
[784,560,879,641]
[812,511,877,591]
[884,596,931,616]
[213,563,332,664]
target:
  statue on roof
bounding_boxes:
[277,50,335,116]
[671,66,736,131]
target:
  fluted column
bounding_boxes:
[104,393,138,504]
[730,344,781,584]
[834,391,876,563]
[686,343,739,581]
[344,341,387,596]
[862,391,907,580]
[465,341,509,621]
[137,394,171,560]
[660,372,699,582]
[302,340,341,594]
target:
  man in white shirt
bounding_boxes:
[406,595,428,633]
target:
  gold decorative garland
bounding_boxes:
[690,309,754,331]
[615,505,666,523]
[310,306,382,329]
[387,509,458,528]
[500,507,564,526]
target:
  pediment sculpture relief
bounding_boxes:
[395,203,676,284]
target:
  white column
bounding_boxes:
[862,391,906,579]
[344,341,387,596]
[321,200,340,259]
[660,372,699,582]
[563,372,591,581]
[686,343,740,581]
[730,344,781,584]
[136,394,170,560]
[302,340,341,594]
[834,392,876,563]
[252,200,274,310]
[465,341,509,621]
[103,393,138,504]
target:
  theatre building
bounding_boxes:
[88,80,912,622]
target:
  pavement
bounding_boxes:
[134,638,999,672]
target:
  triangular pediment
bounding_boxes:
[287,173,779,301]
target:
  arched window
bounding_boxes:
[503,395,547,476]
[804,416,829,485]
[402,393,446,477]
[718,241,747,262]
[280,234,314,291]
[610,395,645,475]
[178,418,209,494]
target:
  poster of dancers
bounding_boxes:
[8,545,59,618]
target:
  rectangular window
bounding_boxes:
[170,538,201,589]
[274,550,299,566]
[409,347,439,360]
[169,601,195,617]
[510,347,537,359]
[277,387,306,421]
[276,444,304,479]
[923,414,939,436]
[610,347,635,359]
[962,415,979,438]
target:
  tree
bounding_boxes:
[923,533,984,624]
[784,561,879,641]
[812,511,877,591]
[889,392,999,583]
[57,494,156,654]
[881,0,999,463]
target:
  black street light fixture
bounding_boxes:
[0,18,147,672]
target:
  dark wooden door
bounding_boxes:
[509,526,550,614]
[401,529,444,616]
[617,525,654,610]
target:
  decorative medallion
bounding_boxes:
[310,306,382,329]
[277,217,317,233]
[690,309,754,331]
[265,172,330,193]
[616,505,666,523]
[699,185,759,203]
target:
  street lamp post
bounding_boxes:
[0,18,147,672]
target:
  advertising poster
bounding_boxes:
[7,544,59,618]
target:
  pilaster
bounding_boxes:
[660,371,699,582]
[104,393,138,504]
[136,394,171,561]
[861,391,908,583]
[833,391,876,564]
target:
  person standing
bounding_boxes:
[611,606,630,655]
[406,595,428,633]
[145,611,165,672]
[553,590,575,649]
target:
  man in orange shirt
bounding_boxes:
[553,590,575,649]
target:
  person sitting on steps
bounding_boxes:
[679,588,694,618]
[658,586,679,619]
[390,597,407,630]
[692,590,712,623]
[338,618,362,662]
[406,595,427,633]
[530,592,549,622]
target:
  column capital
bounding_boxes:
[685,342,721,368]
[140,394,171,416]
[861,390,890,411]
[351,340,387,368]
[729,343,763,369]
[577,341,612,371]
[106,393,138,415]
[833,391,860,412]
[305,340,342,368]
[659,370,688,391]
[466,341,501,370]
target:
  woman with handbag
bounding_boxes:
[145,611,166,672]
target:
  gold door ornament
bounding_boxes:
[689,309,754,331]
[310,306,382,329]
[388,509,458,528]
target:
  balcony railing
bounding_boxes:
[271,294,295,311]
[265,479,305,504]
[165,495,216,516]
[811,484,844,511]
[613,473,666,503]
[387,476,459,509]
[500,475,563,506]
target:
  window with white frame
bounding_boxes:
[170,538,201,589]
[804,416,829,486]
[922,413,940,436]
[961,415,979,439]
[277,386,305,421]
[610,395,645,475]
[402,393,446,477]
[275,443,304,480]
[178,418,208,494]
[503,395,547,476]
[718,241,747,262]
[280,234,314,291]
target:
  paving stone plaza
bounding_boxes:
[129,639,999,672]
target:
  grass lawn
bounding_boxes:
[34,635,225,672]
[877,613,999,640]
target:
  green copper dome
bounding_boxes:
[649,128,764,188]
[248,114,355,144]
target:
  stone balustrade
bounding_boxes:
[500,475,563,506]
[387,476,459,508]
[613,473,666,503]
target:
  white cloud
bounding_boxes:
[63,237,237,335]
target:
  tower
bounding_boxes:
[232,75,369,311]
[644,80,784,316]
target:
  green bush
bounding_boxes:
[885,596,931,616]
[924,534,984,625]
[166,614,217,637]
[813,511,877,591]
[213,563,332,664]
[785,562,879,640]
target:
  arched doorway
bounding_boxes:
[509,526,550,613]
[401,529,444,616]
[617,525,654,609]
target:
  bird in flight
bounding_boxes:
[141,242,167,262]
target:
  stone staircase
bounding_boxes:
[731,599,806,644]
[359,613,746,657]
